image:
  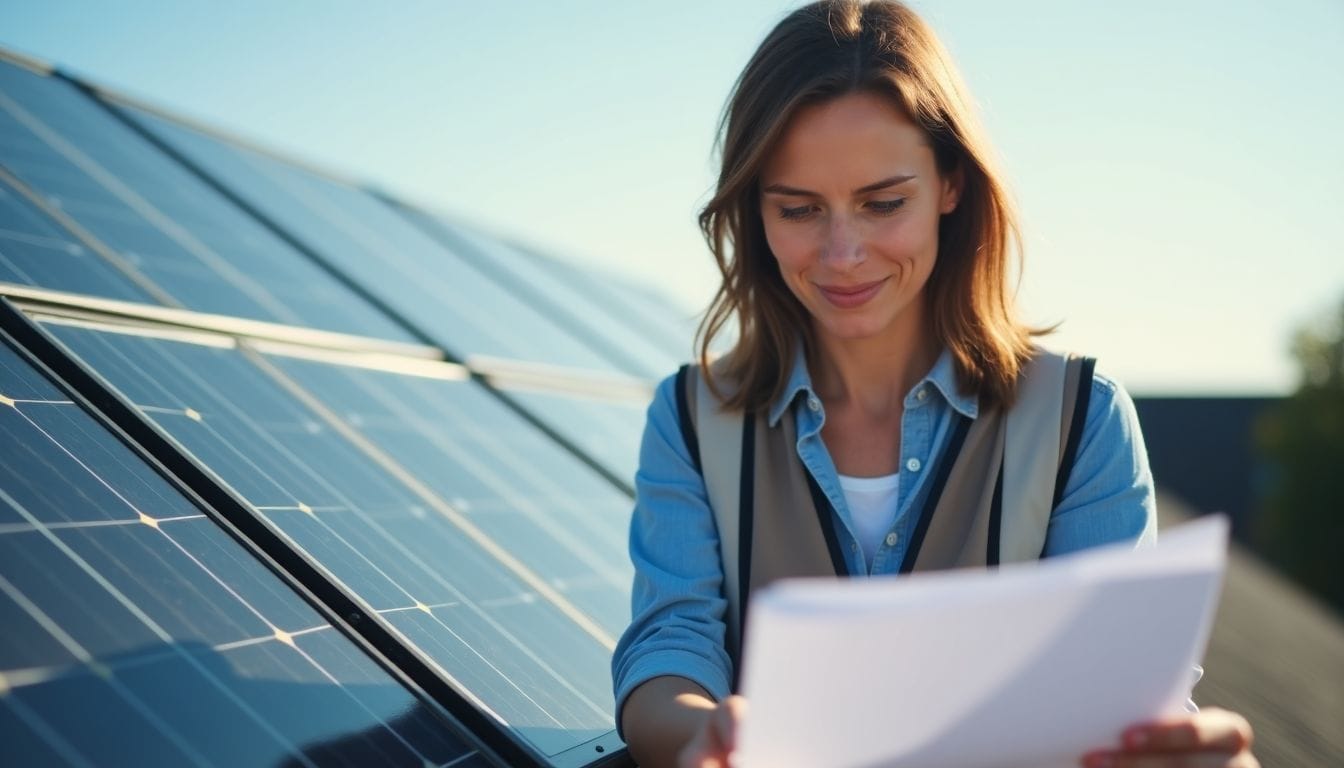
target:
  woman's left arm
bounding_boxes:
[1045,372,1258,767]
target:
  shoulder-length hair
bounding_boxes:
[698,0,1039,412]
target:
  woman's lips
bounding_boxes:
[816,277,888,309]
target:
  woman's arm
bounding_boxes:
[620,676,720,768]
[613,373,735,762]
[1043,371,1157,556]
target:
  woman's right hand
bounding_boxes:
[677,695,749,768]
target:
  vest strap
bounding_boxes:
[899,413,973,573]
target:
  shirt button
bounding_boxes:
[850,541,859,552]
[906,457,922,472]
[807,396,821,412]
[885,532,899,547]
[916,388,928,401]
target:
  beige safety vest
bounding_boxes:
[675,349,1095,677]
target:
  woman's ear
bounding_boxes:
[939,165,965,214]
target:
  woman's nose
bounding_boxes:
[820,216,864,270]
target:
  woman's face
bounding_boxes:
[760,91,961,348]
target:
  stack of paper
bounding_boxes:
[735,516,1228,768]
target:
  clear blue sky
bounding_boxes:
[2,0,1341,394]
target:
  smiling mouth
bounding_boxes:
[816,278,889,309]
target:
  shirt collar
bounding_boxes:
[766,343,979,427]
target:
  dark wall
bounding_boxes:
[1131,397,1280,540]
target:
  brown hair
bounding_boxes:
[697,0,1039,412]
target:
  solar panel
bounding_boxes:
[109,101,657,376]
[0,172,157,304]
[36,315,630,763]
[386,204,684,378]
[493,387,646,487]
[0,57,414,342]
[0,331,486,767]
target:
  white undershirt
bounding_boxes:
[837,471,901,570]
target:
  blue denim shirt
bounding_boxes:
[611,349,1158,725]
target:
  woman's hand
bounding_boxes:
[677,695,748,768]
[1082,708,1257,767]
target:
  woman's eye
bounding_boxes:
[867,199,906,215]
[778,204,816,221]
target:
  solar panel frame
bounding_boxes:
[0,305,503,768]
[0,294,637,768]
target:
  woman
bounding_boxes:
[612,2,1257,766]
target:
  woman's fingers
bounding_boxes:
[1083,753,1259,768]
[713,695,749,751]
[1081,708,1258,768]
[678,696,749,768]
[1122,708,1254,754]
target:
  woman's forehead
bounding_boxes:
[761,92,937,190]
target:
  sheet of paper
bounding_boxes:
[734,516,1228,768]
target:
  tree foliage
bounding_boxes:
[1256,298,1344,614]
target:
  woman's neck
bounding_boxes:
[810,313,938,421]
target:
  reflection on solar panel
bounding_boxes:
[0,43,676,768]
[113,103,648,376]
[0,59,414,342]
[387,203,685,378]
[0,334,484,767]
[34,313,633,762]
[0,172,156,304]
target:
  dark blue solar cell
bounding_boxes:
[40,321,626,759]
[0,60,413,341]
[0,178,155,302]
[118,104,635,374]
[0,337,479,767]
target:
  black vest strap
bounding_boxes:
[986,461,1005,566]
[1051,357,1097,509]
[674,364,702,472]
[900,413,974,574]
[804,472,852,578]
[736,411,756,661]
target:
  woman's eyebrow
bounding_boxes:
[761,174,917,197]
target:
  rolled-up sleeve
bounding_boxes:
[1043,371,1158,556]
[611,373,733,734]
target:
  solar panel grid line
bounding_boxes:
[241,346,621,652]
[0,304,515,767]
[0,163,181,307]
[2,393,470,768]
[0,89,310,328]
